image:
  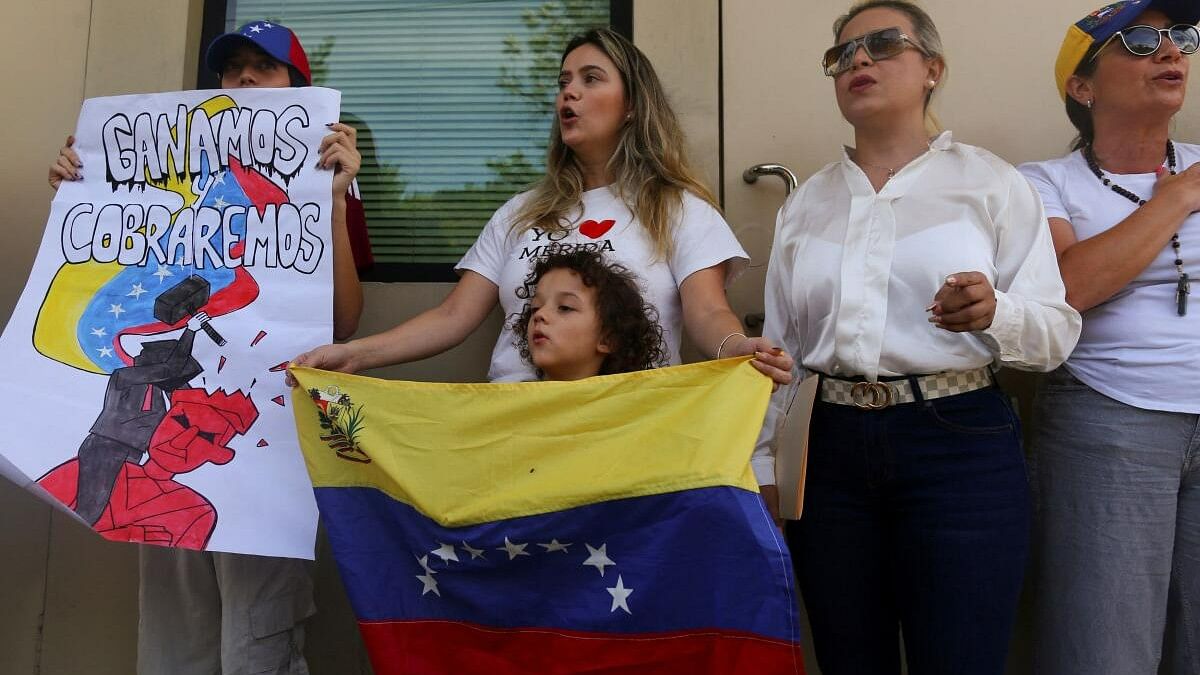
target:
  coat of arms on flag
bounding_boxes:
[291,358,806,674]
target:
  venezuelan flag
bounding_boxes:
[291,358,805,674]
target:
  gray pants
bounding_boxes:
[137,546,316,675]
[1031,367,1200,675]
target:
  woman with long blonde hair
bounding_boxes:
[294,27,791,396]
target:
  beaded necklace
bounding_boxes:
[1084,140,1188,316]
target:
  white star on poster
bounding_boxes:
[539,539,571,553]
[153,266,173,283]
[497,536,530,560]
[461,541,486,560]
[213,172,226,185]
[431,543,459,563]
[127,283,147,299]
[108,304,125,318]
[213,196,228,209]
[582,543,615,577]
[607,575,633,614]
[97,346,114,358]
[416,572,440,597]
[90,327,106,337]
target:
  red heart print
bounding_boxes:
[579,219,615,239]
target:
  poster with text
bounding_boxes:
[0,87,342,559]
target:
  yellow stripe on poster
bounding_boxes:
[290,358,771,528]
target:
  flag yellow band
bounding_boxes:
[291,357,771,527]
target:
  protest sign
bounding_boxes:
[0,87,342,559]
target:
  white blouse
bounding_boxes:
[752,131,1081,484]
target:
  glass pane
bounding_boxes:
[227,0,612,264]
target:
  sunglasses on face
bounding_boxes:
[822,27,929,77]
[1090,23,1200,62]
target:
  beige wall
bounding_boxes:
[1,0,1197,673]
[634,0,722,194]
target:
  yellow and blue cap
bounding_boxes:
[1056,0,1200,100]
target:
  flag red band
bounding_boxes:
[359,620,806,675]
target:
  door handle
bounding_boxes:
[741,163,799,332]
[742,163,798,195]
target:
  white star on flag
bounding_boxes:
[153,266,173,283]
[90,327,106,337]
[583,543,615,577]
[431,543,459,563]
[497,536,530,560]
[461,541,486,560]
[108,304,125,318]
[127,283,147,299]
[249,24,263,33]
[213,196,228,209]
[415,555,438,575]
[539,539,572,553]
[416,572,440,597]
[607,575,634,614]
[97,346,114,358]
[262,21,273,28]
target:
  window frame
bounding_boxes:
[196,0,634,283]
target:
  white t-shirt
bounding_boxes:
[1019,142,1200,413]
[457,186,749,383]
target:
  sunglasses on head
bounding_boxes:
[1090,23,1200,62]
[822,27,929,77]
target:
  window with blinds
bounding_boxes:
[205,0,628,280]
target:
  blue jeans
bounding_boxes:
[1030,367,1200,675]
[786,383,1030,675]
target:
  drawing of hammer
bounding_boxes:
[154,275,227,346]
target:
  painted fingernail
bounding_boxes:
[1156,166,1166,177]
[925,303,937,312]
[945,275,957,285]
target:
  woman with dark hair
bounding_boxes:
[294,29,792,404]
[1017,2,1200,672]
[755,2,1080,673]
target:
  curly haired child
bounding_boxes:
[512,249,668,380]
